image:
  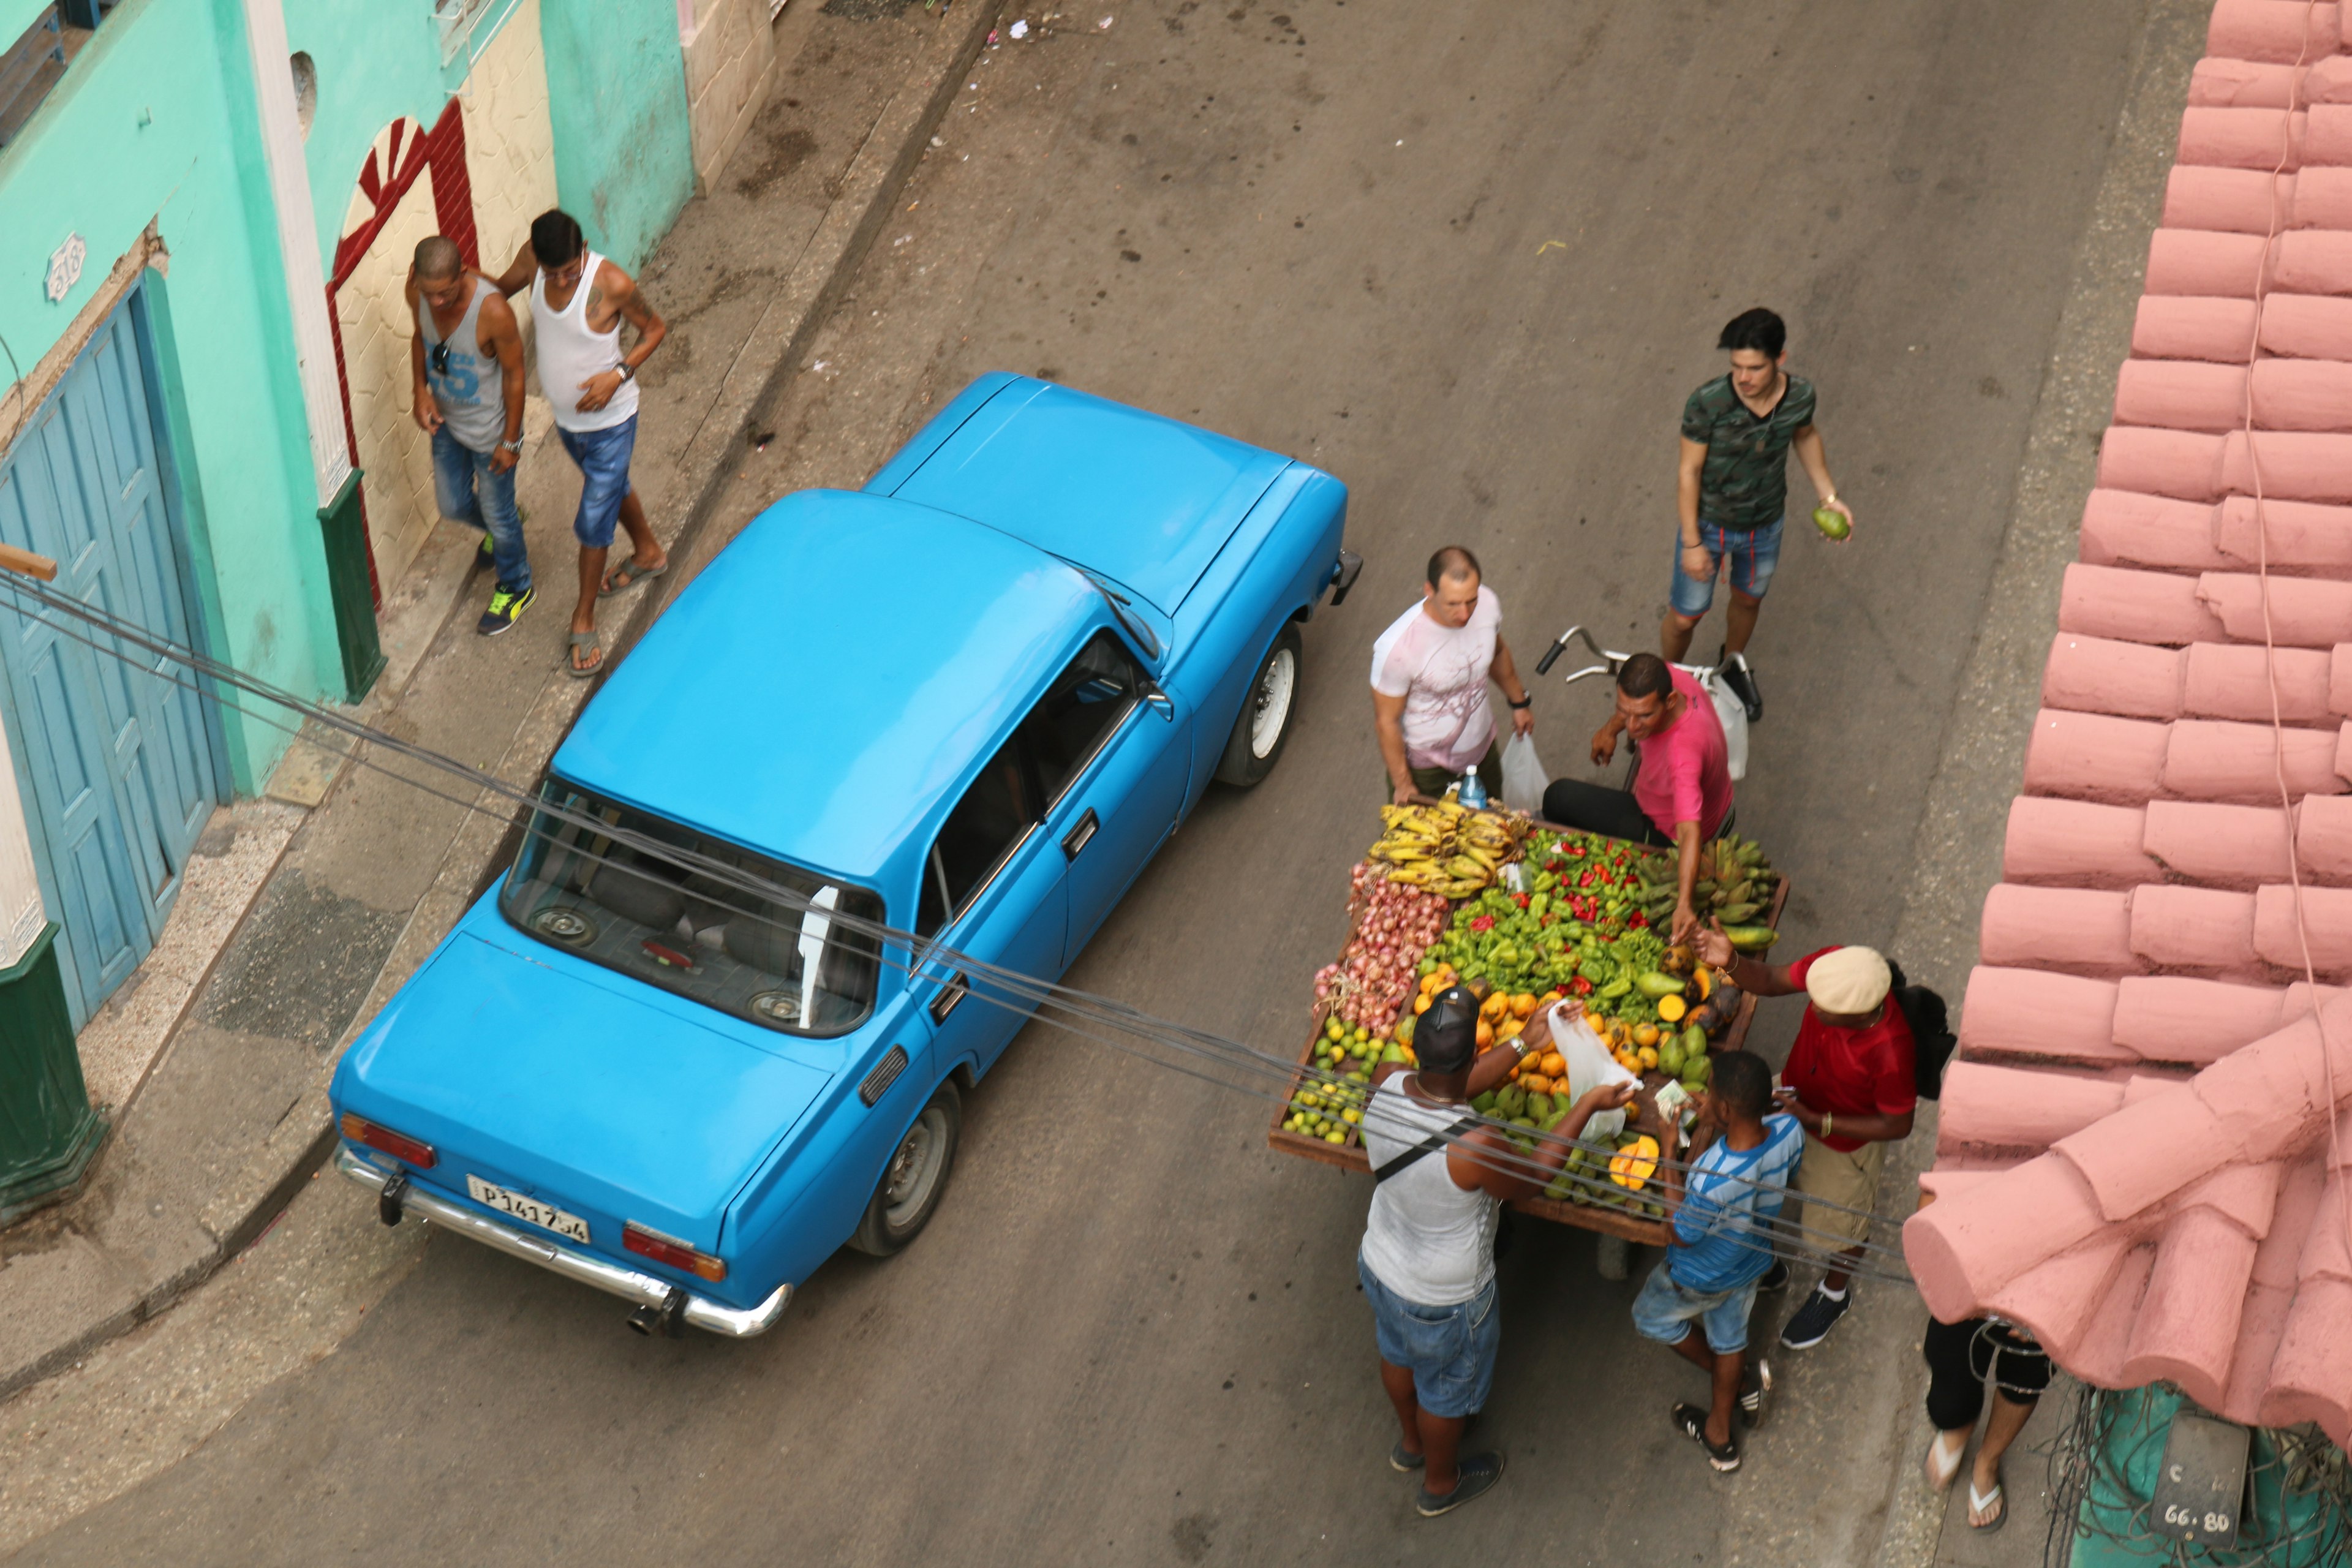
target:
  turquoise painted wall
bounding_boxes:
[0,0,331,791]
[539,0,695,270]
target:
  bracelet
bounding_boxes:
[1822,1112,1834,1139]
[1507,695,1532,710]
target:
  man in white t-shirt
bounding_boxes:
[1371,546,1536,805]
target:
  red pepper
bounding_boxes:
[1539,913,1555,927]
[1578,869,1595,888]
[1470,914,1495,932]
[1570,976,1594,995]
[1629,913,1649,929]
[1512,893,1530,909]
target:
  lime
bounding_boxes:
[1325,1130,1347,1144]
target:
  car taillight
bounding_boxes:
[339,1111,437,1169]
[624,1221,727,1282]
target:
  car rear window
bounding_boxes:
[502,779,884,1036]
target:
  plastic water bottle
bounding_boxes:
[1457,764,1489,811]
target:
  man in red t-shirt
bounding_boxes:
[1692,933,1914,1350]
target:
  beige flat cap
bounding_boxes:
[1806,946,1891,1016]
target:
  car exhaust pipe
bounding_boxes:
[627,1288,690,1338]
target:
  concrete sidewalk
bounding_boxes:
[0,0,1000,1404]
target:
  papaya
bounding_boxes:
[1609,1134,1660,1191]
[1721,924,1779,953]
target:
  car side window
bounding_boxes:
[918,735,1043,939]
[1024,629,1143,805]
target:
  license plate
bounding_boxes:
[466,1175,590,1244]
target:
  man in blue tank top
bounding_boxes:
[408,236,532,636]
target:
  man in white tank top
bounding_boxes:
[1356,988,1633,1516]
[494,209,670,678]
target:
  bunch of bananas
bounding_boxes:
[1370,802,1526,899]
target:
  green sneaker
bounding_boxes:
[478,584,533,636]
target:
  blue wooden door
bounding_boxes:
[0,292,220,1023]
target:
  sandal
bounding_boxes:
[567,629,604,679]
[1967,1471,2006,1532]
[1672,1401,1740,1472]
[598,556,668,597]
[1925,1431,1966,1494]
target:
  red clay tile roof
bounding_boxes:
[1902,0,2352,1449]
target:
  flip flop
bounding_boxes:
[598,557,668,597]
[567,630,603,679]
[1967,1471,2006,1532]
[1924,1431,1966,1494]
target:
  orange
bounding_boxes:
[1510,992,1537,1019]
[1632,1022,1660,1048]
[1414,993,1433,1015]
[1539,1051,1567,1077]
[1637,1046,1660,1071]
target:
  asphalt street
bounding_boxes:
[10,1,2174,1563]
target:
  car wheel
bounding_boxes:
[848,1080,962,1256]
[1215,624,1303,787]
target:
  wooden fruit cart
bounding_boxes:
[1268,852,1789,1249]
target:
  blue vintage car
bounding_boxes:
[329,375,1360,1335]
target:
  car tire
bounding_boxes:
[847,1080,962,1257]
[1215,623,1303,787]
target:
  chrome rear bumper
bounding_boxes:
[334,1146,791,1337]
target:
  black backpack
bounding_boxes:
[1884,960,1956,1101]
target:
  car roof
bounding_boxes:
[553,489,1098,884]
[878,377,1292,614]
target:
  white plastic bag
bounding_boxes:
[1499,733,1550,815]
[1683,666,1749,782]
[1543,1001,1638,1141]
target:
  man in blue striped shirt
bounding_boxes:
[1631,1049,1803,1472]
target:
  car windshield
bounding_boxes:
[500,779,884,1035]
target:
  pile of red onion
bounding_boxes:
[1312,863,1451,1033]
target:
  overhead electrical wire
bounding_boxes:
[0,565,1915,1283]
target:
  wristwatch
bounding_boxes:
[1507,695,1532,710]
[499,438,522,454]
[619,362,636,382]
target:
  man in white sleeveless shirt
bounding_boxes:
[1357,988,1633,1515]
[407,237,530,636]
[494,210,669,677]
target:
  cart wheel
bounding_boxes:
[848,1080,961,1257]
[1215,624,1303,787]
[1594,1232,1630,1281]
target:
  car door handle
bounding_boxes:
[1061,809,1099,861]
[929,970,968,1023]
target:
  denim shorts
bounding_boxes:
[1632,1259,1759,1356]
[557,416,638,549]
[1669,516,1782,617]
[1359,1254,1499,1419]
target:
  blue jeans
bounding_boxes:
[432,427,529,592]
[1632,1259,1760,1356]
[1359,1254,1499,1419]
[1669,515,1783,617]
[556,417,638,549]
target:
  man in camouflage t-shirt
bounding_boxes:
[1664,308,1853,723]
